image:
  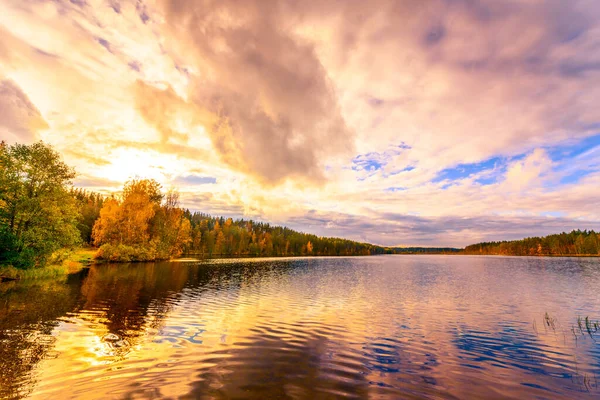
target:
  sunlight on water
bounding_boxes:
[1,256,600,399]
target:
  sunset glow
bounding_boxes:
[1,0,599,246]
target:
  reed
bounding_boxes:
[0,247,97,281]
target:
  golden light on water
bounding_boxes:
[2,258,599,399]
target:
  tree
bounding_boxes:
[215,231,225,255]
[92,180,192,261]
[306,240,313,254]
[463,230,600,256]
[151,190,191,258]
[91,198,121,246]
[72,189,104,244]
[0,142,80,268]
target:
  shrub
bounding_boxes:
[95,243,158,262]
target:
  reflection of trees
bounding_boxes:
[0,262,193,398]
[0,259,329,399]
[0,275,85,399]
[78,262,191,358]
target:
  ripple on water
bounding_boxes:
[1,256,600,399]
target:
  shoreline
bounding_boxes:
[3,251,599,282]
[0,248,99,281]
[458,253,600,257]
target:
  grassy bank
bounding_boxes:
[0,248,98,281]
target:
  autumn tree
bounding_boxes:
[92,179,191,261]
[151,190,191,258]
[91,198,121,246]
[92,179,160,248]
[306,240,313,254]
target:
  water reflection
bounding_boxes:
[0,274,85,399]
[0,256,599,399]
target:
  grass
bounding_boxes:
[0,264,68,280]
[0,247,99,281]
[70,248,97,267]
[577,316,600,339]
[534,313,600,393]
[536,312,600,343]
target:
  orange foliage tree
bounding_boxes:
[92,179,191,261]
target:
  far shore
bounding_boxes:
[3,249,600,283]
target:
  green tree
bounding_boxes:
[0,141,80,268]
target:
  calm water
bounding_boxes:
[1,255,600,399]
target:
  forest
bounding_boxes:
[3,141,598,273]
[463,230,600,256]
[0,141,383,270]
[384,247,460,254]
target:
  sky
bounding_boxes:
[1,0,600,247]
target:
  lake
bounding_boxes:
[1,255,599,399]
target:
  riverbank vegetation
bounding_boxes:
[383,247,460,254]
[3,141,598,279]
[463,230,600,256]
[0,141,81,270]
[1,141,383,275]
[91,179,192,262]
[183,213,382,257]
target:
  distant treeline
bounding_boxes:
[183,212,383,257]
[384,247,461,254]
[463,230,600,256]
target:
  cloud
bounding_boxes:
[0,79,48,144]
[1,0,599,245]
[62,148,111,167]
[285,210,600,247]
[133,80,212,145]
[297,0,600,173]
[155,0,354,184]
[73,175,123,190]
[174,175,217,185]
[504,149,552,190]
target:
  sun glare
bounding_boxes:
[96,148,173,184]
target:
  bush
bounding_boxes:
[48,248,74,265]
[95,243,158,262]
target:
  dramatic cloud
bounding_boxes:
[156,0,354,184]
[1,0,599,245]
[0,79,48,143]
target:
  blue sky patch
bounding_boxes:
[175,175,217,185]
[351,143,411,175]
[429,133,599,189]
[540,211,567,218]
[547,133,600,185]
[384,187,406,192]
[558,169,595,185]
[352,154,385,172]
[547,133,600,161]
[474,176,498,186]
[433,157,503,183]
